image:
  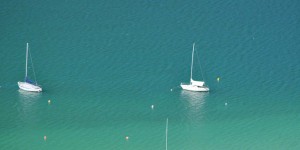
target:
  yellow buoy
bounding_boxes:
[217,77,220,82]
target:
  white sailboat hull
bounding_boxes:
[18,82,42,92]
[180,83,209,92]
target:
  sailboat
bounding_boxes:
[18,43,42,92]
[180,43,209,92]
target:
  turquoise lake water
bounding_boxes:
[1,0,300,149]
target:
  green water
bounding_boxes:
[1,0,300,149]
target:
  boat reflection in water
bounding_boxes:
[18,89,42,123]
[180,90,208,121]
[18,89,41,100]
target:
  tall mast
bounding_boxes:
[25,43,29,78]
[166,118,168,150]
[190,43,195,82]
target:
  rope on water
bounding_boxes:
[170,85,181,91]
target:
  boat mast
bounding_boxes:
[190,43,195,83]
[25,43,29,79]
[166,118,168,150]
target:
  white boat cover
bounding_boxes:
[191,79,205,86]
[18,82,42,92]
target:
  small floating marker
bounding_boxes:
[170,89,173,91]
[151,105,154,109]
[225,102,228,106]
[48,100,51,104]
[125,136,129,140]
[44,135,47,141]
[217,77,220,82]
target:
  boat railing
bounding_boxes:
[180,82,190,85]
